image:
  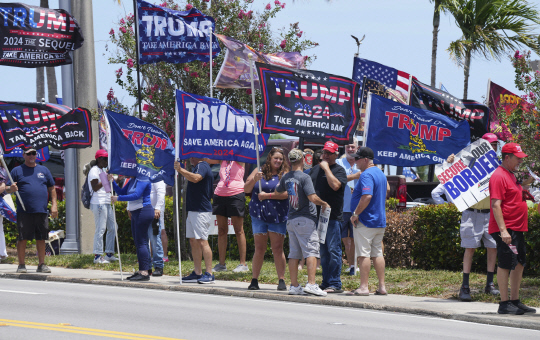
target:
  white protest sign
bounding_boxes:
[435,139,500,212]
[208,216,235,236]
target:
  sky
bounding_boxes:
[1,0,538,109]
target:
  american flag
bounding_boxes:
[352,57,411,97]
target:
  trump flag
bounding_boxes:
[104,110,175,186]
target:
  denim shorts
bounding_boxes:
[251,216,286,236]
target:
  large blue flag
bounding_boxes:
[176,90,268,163]
[365,94,470,167]
[104,110,175,186]
[3,147,49,162]
[137,0,220,65]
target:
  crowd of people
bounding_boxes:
[2,136,537,314]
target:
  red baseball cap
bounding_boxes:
[95,149,109,159]
[501,143,528,158]
[323,141,339,153]
[482,133,498,143]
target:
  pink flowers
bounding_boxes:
[184,66,190,72]
[109,28,114,35]
[127,58,134,68]
[107,88,114,101]
[275,0,280,5]
[514,50,522,59]
[280,39,286,49]
[203,0,210,2]
[266,3,271,10]
[202,62,208,68]
[115,68,123,77]
[525,75,531,82]
[120,18,125,24]
[297,31,303,38]
[281,3,286,8]
[159,2,167,7]
[238,10,252,19]
[246,89,252,95]
[259,43,264,50]
[186,3,193,10]
[534,134,540,141]
[190,72,199,78]
[119,27,127,34]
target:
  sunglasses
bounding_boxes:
[25,151,37,156]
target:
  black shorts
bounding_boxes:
[490,230,526,270]
[341,212,354,239]
[17,212,49,241]
[212,193,245,218]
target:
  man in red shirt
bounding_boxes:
[489,143,535,315]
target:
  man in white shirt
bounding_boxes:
[88,150,117,264]
[148,180,166,276]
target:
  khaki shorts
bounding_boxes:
[460,210,496,249]
[286,216,319,259]
[353,222,385,258]
[186,211,211,240]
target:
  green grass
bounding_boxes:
[5,248,540,307]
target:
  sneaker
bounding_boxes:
[93,256,110,264]
[212,263,227,272]
[498,300,525,315]
[248,279,260,290]
[16,264,27,273]
[197,272,215,284]
[163,257,169,262]
[182,271,202,283]
[304,283,327,297]
[232,264,249,273]
[126,271,139,280]
[104,254,118,262]
[36,264,51,273]
[288,285,307,295]
[510,300,536,314]
[349,266,355,276]
[277,279,287,291]
[129,273,150,281]
[484,283,500,295]
[458,285,472,301]
[153,267,163,277]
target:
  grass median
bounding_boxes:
[3,248,539,307]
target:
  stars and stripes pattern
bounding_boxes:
[353,57,411,96]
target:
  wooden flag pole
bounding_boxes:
[174,89,183,284]
[133,0,143,119]
[247,53,262,193]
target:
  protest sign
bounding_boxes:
[364,94,470,166]
[0,102,92,151]
[256,62,360,144]
[435,139,500,212]
[0,2,84,67]
[104,110,175,186]
[175,90,268,163]
[137,0,219,65]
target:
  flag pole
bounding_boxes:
[133,0,143,119]
[0,155,25,211]
[407,74,413,105]
[209,28,213,98]
[247,53,262,193]
[174,89,183,284]
[486,78,492,131]
[103,111,123,280]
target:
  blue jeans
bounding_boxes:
[90,203,117,255]
[131,205,154,271]
[320,219,342,289]
[147,214,164,269]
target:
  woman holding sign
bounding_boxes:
[244,147,290,291]
[207,159,249,273]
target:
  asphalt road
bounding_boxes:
[1,279,539,340]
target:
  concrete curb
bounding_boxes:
[2,272,539,331]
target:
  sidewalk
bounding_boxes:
[1,263,540,330]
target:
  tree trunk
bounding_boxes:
[46,67,58,103]
[463,50,471,100]
[36,67,45,102]
[431,0,440,87]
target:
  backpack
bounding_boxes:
[81,173,92,209]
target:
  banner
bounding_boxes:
[104,110,175,186]
[0,102,92,151]
[0,193,16,223]
[176,90,268,163]
[410,79,489,141]
[358,76,407,132]
[213,34,305,89]
[365,94,470,166]
[256,63,360,144]
[0,2,84,67]
[3,146,49,161]
[137,0,220,65]
[435,139,500,211]
[352,57,411,98]
[487,80,522,132]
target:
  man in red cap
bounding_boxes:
[88,149,118,264]
[309,141,348,293]
[489,143,535,315]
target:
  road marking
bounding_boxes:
[0,319,186,340]
[0,289,45,295]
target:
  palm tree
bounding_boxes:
[446,0,540,99]
[429,0,456,87]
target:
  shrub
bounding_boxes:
[384,209,418,267]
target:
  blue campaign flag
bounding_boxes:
[3,147,49,162]
[403,167,417,181]
[137,0,220,65]
[0,195,16,223]
[365,94,470,167]
[176,90,268,163]
[104,110,175,186]
[440,83,449,93]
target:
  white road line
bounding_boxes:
[0,289,45,295]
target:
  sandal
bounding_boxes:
[375,289,388,295]
[345,289,369,296]
[324,287,344,293]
